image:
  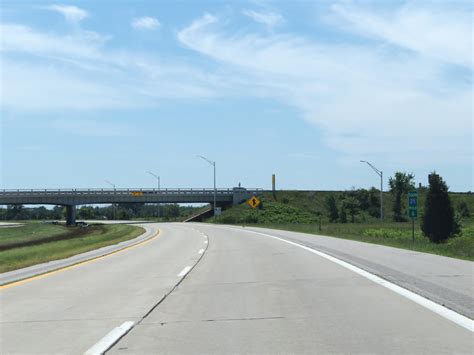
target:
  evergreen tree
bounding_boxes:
[421,173,457,243]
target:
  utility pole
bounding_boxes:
[360,160,384,220]
[147,171,161,219]
[105,180,116,220]
[198,155,217,216]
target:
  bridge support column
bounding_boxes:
[66,205,76,226]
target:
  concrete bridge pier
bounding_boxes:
[65,205,76,226]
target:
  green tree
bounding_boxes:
[367,187,381,218]
[342,196,360,223]
[421,173,457,243]
[325,195,339,222]
[388,172,415,222]
[339,208,347,223]
[78,206,95,219]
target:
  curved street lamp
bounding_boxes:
[198,155,217,216]
[146,171,161,219]
[105,180,116,220]
[360,160,384,220]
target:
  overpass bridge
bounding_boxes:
[0,187,260,225]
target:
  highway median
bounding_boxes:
[0,222,145,273]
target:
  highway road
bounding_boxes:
[0,223,472,354]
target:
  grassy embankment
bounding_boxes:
[211,191,474,261]
[0,222,145,273]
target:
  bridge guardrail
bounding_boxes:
[0,188,263,195]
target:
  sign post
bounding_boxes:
[408,191,418,242]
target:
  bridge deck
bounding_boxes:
[0,188,260,206]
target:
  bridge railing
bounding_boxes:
[0,188,262,195]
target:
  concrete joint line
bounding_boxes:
[104,229,210,352]
[178,266,192,277]
[220,226,473,332]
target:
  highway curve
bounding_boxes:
[0,223,471,354]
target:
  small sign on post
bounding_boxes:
[247,196,261,209]
[408,191,418,242]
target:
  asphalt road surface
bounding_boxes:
[0,223,472,354]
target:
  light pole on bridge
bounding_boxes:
[105,180,116,220]
[198,155,217,216]
[146,171,161,219]
[360,160,384,221]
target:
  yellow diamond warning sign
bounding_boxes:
[247,196,261,209]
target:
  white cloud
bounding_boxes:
[330,1,473,69]
[131,16,161,30]
[242,9,283,28]
[0,24,105,60]
[47,4,88,24]
[177,11,472,166]
[0,23,219,112]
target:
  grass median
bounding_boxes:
[0,223,145,273]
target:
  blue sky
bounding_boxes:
[1,0,472,192]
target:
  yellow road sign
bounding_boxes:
[131,191,144,196]
[247,196,261,209]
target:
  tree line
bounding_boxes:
[0,203,200,222]
[324,171,470,243]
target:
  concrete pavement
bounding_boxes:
[110,224,472,354]
[0,223,472,354]
[0,223,207,354]
[237,225,474,319]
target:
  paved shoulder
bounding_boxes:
[239,226,474,319]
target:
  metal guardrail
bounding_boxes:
[0,188,262,195]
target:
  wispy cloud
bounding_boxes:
[330,1,472,69]
[177,9,472,166]
[0,22,219,111]
[46,4,88,24]
[131,16,161,30]
[242,9,283,29]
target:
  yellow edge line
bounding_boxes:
[0,229,161,290]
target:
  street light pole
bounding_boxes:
[105,180,116,220]
[198,155,217,216]
[360,160,384,221]
[146,171,161,219]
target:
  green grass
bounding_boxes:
[210,190,474,261]
[250,220,474,261]
[0,222,75,247]
[0,224,145,273]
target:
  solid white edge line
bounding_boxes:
[229,227,473,333]
[178,266,192,277]
[84,321,134,355]
[198,248,205,254]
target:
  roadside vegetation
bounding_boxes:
[210,173,473,261]
[0,222,144,273]
[0,203,200,222]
